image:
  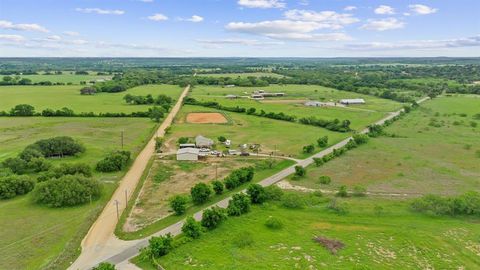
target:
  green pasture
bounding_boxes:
[15,73,112,84]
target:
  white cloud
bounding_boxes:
[148,13,169,21]
[374,5,395,15]
[197,38,283,46]
[63,31,80,36]
[76,8,125,15]
[344,6,357,11]
[0,20,49,33]
[0,34,26,42]
[180,15,204,23]
[408,4,438,15]
[360,18,404,31]
[344,35,480,50]
[298,0,309,6]
[238,0,286,9]
[265,32,352,41]
[284,9,359,29]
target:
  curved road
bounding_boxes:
[72,96,429,269]
[69,85,190,270]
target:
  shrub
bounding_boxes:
[411,192,480,216]
[92,262,116,270]
[190,182,212,204]
[313,157,324,167]
[2,157,51,175]
[336,185,348,197]
[227,193,251,216]
[353,185,367,197]
[264,185,284,201]
[217,136,226,142]
[232,231,254,248]
[281,193,305,209]
[201,206,226,229]
[148,234,173,258]
[294,165,306,177]
[264,216,283,230]
[178,137,189,144]
[33,175,102,207]
[96,151,131,172]
[246,184,267,204]
[182,217,202,239]
[24,136,85,158]
[352,134,369,145]
[326,199,349,215]
[170,195,188,215]
[211,180,224,195]
[53,163,92,177]
[154,137,164,152]
[0,175,35,199]
[303,144,315,154]
[318,175,331,185]
[317,136,328,147]
[223,167,254,190]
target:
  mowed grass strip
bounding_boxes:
[289,95,480,195]
[0,84,183,113]
[0,117,157,269]
[135,196,480,269]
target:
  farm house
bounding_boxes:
[176,148,200,161]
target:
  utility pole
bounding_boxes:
[114,200,120,221]
[215,164,218,180]
[125,189,128,208]
[121,131,124,149]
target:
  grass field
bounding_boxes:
[189,85,403,130]
[0,117,157,269]
[16,73,112,84]
[134,195,480,269]
[0,84,183,114]
[196,72,284,78]
[288,95,480,195]
[167,105,348,159]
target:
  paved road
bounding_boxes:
[68,85,190,270]
[76,97,429,269]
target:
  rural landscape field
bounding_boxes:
[1,0,480,270]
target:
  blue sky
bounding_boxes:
[0,0,479,57]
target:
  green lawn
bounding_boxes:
[16,73,112,84]
[0,84,183,114]
[0,117,157,269]
[134,195,480,269]
[190,85,403,130]
[169,105,348,159]
[289,95,480,195]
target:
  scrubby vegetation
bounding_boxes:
[96,151,131,172]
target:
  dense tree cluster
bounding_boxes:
[123,94,173,110]
[299,117,351,132]
[411,192,480,216]
[1,104,152,118]
[0,175,35,199]
[95,150,131,172]
[223,167,255,190]
[24,136,85,158]
[33,175,102,207]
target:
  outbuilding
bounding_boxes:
[176,148,200,161]
[339,98,365,105]
[195,135,214,148]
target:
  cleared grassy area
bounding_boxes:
[0,117,157,269]
[196,72,284,78]
[15,73,112,84]
[168,105,348,159]
[0,84,183,113]
[135,195,480,269]
[190,85,403,130]
[289,95,480,195]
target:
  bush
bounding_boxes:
[313,157,324,167]
[211,180,224,195]
[0,175,35,199]
[227,193,251,216]
[317,136,328,147]
[353,185,367,197]
[336,185,348,197]
[92,262,116,270]
[264,216,283,230]
[96,151,131,172]
[178,137,189,144]
[33,175,102,207]
[264,185,284,201]
[182,217,202,239]
[24,136,85,158]
[53,163,92,177]
[352,134,369,145]
[303,144,315,154]
[326,199,349,215]
[217,136,226,142]
[201,206,226,229]
[154,137,164,152]
[294,165,306,177]
[2,157,51,175]
[223,167,254,190]
[170,195,188,215]
[190,183,212,204]
[232,231,254,248]
[148,234,173,258]
[318,175,331,185]
[281,193,305,209]
[246,184,267,204]
[411,192,480,216]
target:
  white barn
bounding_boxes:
[339,98,365,105]
[176,148,200,161]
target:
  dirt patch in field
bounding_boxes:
[313,236,345,255]
[186,112,228,124]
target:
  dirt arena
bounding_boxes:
[186,112,228,123]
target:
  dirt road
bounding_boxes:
[75,97,429,269]
[68,85,190,270]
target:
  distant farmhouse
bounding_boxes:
[339,98,365,105]
[225,94,238,99]
[176,148,200,161]
[195,135,214,148]
[251,90,285,100]
[305,101,327,107]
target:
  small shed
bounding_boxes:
[195,135,214,148]
[225,94,238,99]
[176,148,199,161]
[179,143,196,149]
